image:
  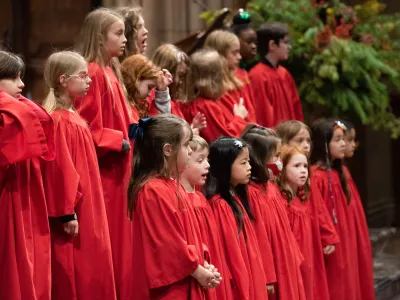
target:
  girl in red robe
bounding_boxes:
[181,135,232,300]
[275,146,338,300]
[41,51,117,300]
[74,8,134,299]
[342,120,375,300]
[128,114,221,299]
[241,125,306,300]
[0,50,55,300]
[204,137,270,300]
[152,44,207,135]
[310,119,362,300]
[204,30,257,123]
[183,49,249,143]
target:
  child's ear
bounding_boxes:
[268,40,276,51]
[59,75,67,88]
[163,143,173,157]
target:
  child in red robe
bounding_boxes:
[74,8,134,299]
[128,114,221,299]
[204,137,270,300]
[342,120,375,300]
[204,30,257,123]
[241,125,306,300]
[181,135,232,300]
[0,50,55,300]
[310,119,362,300]
[183,49,249,143]
[41,51,117,300]
[249,22,304,127]
[275,146,338,300]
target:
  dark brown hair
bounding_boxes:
[0,50,25,80]
[257,22,289,57]
[276,120,311,145]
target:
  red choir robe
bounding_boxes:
[344,166,375,300]
[42,109,117,300]
[311,166,361,300]
[249,59,304,128]
[0,92,55,300]
[232,68,257,122]
[74,63,133,300]
[250,181,306,300]
[183,97,248,143]
[131,178,206,299]
[209,194,268,300]
[188,191,233,300]
[247,186,277,285]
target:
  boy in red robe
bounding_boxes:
[249,22,304,127]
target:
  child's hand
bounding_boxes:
[203,262,222,288]
[191,265,215,288]
[63,220,79,236]
[323,245,336,255]
[121,139,131,152]
[156,69,173,91]
[267,284,275,294]
[233,98,248,119]
[191,112,206,134]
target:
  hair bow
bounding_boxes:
[234,139,243,148]
[128,117,153,141]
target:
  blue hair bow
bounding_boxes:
[128,117,153,141]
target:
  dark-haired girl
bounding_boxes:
[204,137,269,300]
[0,50,55,300]
[310,119,361,300]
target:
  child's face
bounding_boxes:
[176,126,193,172]
[238,28,257,61]
[136,16,148,54]
[329,128,346,160]
[285,153,308,191]
[230,147,251,186]
[181,147,210,186]
[174,62,188,89]
[137,79,156,100]
[266,141,281,165]
[226,41,242,70]
[105,20,127,58]
[271,34,291,61]
[289,128,311,156]
[0,73,24,99]
[65,64,91,97]
[344,128,356,158]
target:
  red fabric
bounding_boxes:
[311,166,361,300]
[74,63,133,300]
[344,166,375,300]
[233,68,257,123]
[209,194,268,300]
[249,63,303,128]
[250,181,306,300]
[42,110,117,300]
[183,97,248,143]
[131,178,205,299]
[247,186,276,284]
[0,91,54,300]
[188,191,232,300]
[171,100,186,119]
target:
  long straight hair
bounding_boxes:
[204,137,254,233]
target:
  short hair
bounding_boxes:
[257,22,289,57]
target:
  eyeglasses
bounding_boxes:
[67,73,90,81]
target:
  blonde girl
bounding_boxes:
[42,51,116,300]
[204,29,256,122]
[74,8,133,299]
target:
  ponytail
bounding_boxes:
[42,88,62,113]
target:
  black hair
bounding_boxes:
[241,124,280,184]
[0,50,25,80]
[257,22,289,57]
[203,137,254,232]
[342,120,354,131]
[310,118,351,204]
[230,10,253,36]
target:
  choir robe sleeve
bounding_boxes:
[135,184,200,289]
[0,97,48,166]
[210,198,250,300]
[235,69,257,123]
[310,182,340,246]
[285,71,304,122]
[76,68,123,154]
[43,115,82,217]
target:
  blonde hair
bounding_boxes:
[42,51,87,113]
[276,120,312,145]
[189,135,209,152]
[121,54,160,118]
[204,30,243,91]
[188,49,224,102]
[152,44,189,101]
[115,6,142,61]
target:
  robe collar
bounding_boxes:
[260,56,279,69]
